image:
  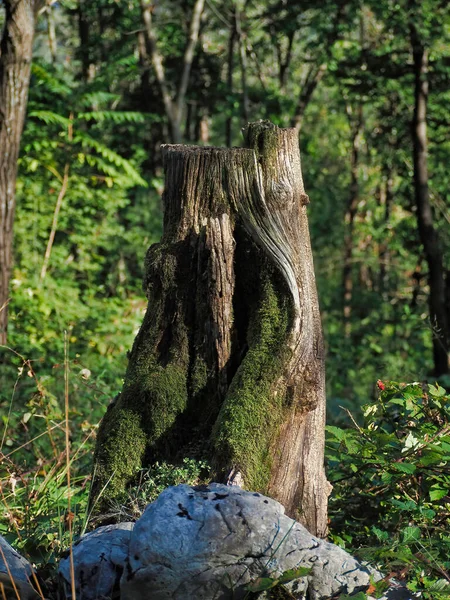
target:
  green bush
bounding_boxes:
[327,380,450,599]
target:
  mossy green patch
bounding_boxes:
[212,270,291,491]
[93,408,147,504]
[92,237,191,506]
[122,361,188,444]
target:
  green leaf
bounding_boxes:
[326,426,346,441]
[428,384,447,398]
[31,63,71,95]
[426,579,450,592]
[77,111,147,124]
[392,462,417,474]
[29,110,71,128]
[278,566,312,583]
[401,526,421,543]
[430,486,449,501]
[245,577,278,592]
[74,132,147,187]
[344,436,360,453]
[371,526,389,542]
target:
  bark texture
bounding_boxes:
[92,121,330,537]
[0,0,38,345]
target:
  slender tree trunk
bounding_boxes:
[235,8,249,124]
[225,16,237,147]
[291,63,327,133]
[137,30,164,171]
[0,0,38,346]
[278,30,295,92]
[197,111,209,144]
[46,0,57,62]
[410,26,449,375]
[91,122,330,537]
[139,0,205,143]
[343,105,363,337]
[40,114,73,281]
[378,166,394,299]
[291,2,346,131]
[77,0,91,82]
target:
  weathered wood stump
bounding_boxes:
[92,121,331,537]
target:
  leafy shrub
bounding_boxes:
[0,349,95,577]
[98,458,211,523]
[327,380,450,598]
[0,343,211,559]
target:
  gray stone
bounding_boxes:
[58,522,133,600]
[0,535,40,599]
[120,483,373,600]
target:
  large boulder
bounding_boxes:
[0,536,40,600]
[120,483,373,600]
[58,522,133,600]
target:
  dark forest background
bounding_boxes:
[0,3,449,593]
[2,0,449,420]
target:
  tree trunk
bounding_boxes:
[343,105,363,338]
[91,121,330,537]
[139,0,205,144]
[235,8,249,125]
[77,0,91,82]
[410,25,449,376]
[291,64,327,133]
[378,165,394,300]
[46,0,57,63]
[0,0,38,346]
[225,15,236,147]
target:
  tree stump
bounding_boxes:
[92,121,331,537]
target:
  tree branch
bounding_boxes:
[140,0,205,143]
[175,0,205,124]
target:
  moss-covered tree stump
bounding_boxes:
[91,121,331,537]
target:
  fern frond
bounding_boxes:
[31,64,71,96]
[77,111,147,124]
[79,92,121,108]
[74,132,147,187]
[28,111,71,128]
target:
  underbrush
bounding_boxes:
[0,347,208,587]
[0,345,97,584]
[1,347,450,599]
[327,380,450,599]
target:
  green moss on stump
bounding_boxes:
[93,408,147,503]
[92,237,191,505]
[122,361,189,444]
[93,361,189,505]
[213,271,291,491]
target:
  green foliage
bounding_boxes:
[0,352,94,572]
[327,380,450,599]
[122,458,210,519]
[1,0,450,594]
[0,349,209,574]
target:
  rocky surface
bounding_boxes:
[120,483,372,600]
[58,522,133,600]
[4,484,419,600]
[0,535,41,599]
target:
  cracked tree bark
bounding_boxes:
[0,0,40,346]
[92,121,330,537]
